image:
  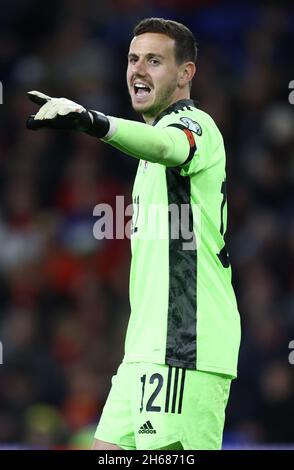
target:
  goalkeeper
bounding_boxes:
[27,18,241,450]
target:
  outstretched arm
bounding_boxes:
[103,116,191,167]
[27,91,191,167]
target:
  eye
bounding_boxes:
[149,58,160,66]
[129,57,137,64]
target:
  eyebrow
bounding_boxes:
[128,52,164,60]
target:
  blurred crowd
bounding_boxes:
[0,0,293,449]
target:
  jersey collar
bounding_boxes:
[152,99,197,126]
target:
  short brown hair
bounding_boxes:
[133,18,197,65]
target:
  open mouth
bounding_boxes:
[133,82,152,98]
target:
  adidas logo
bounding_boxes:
[138,420,156,434]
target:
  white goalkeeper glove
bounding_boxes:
[26,90,110,138]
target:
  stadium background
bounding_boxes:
[0,0,293,449]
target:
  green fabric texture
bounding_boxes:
[104,116,190,166]
[107,101,241,378]
[95,362,231,450]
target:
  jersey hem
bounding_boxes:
[196,363,237,379]
[122,355,237,378]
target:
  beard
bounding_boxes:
[130,77,178,120]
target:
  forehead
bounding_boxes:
[129,33,175,57]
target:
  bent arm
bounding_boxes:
[103,117,191,167]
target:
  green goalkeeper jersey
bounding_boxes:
[124,99,241,378]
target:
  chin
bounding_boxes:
[132,102,151,113]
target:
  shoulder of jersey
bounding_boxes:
[159,104,219,137]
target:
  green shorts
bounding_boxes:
[94,362,231,450]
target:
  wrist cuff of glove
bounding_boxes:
[86,110,110,138]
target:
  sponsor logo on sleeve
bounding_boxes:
[180,117,202,135]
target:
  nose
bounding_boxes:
[132,58,147,76]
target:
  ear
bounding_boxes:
[178,62,196,88]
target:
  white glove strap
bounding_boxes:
[103,116,118,139]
